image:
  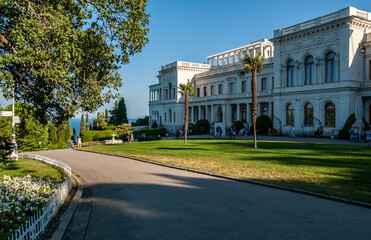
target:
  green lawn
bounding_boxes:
[0,158,66,179]
[82,139,371,204]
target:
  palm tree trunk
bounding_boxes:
[184,90,189,144]
[252,70,257,148]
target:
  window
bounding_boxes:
[241,81,246,93]
[272,76,274,89]
[286,103,295,125]
[230,56,234,64]
[262,106,268,116]
[325,102,335,127]
[165,89,168,99]
[304,56,314,85]
[325,51,336,83]
[229,82,235,94]
[287,59,295,87]
[169,83,172,99]
[173,88,176,99]
[196,88,200,97]
[174,112,176,123]
[304,103,313,126]
[242,106,247,122]
[261,78,267,90]
[218,84,223,94]
[164,112,167,122]
[214,59,217,65]
[211,85,214,95]
[225,57,228,64]
[169,109,172,122]
[369,60,371,80]
[203,86,207,97]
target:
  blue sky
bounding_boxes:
[1,0,370,118]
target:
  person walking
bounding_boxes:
[77,136,82,148]
[289,124,295,139]
[73,135,77,148]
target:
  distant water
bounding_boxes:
[70,118,137,136]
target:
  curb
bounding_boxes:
[51,174,83,240]
[77,149,371,209]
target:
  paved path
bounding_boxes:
[35,149,371,240]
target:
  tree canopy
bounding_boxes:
[109,97,128,126]
[0,0,150,121]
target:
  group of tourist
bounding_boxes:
[126,133,135,143]
[72,135,82,148]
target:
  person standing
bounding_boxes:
[77,136,81,148]
[73,135,77,148]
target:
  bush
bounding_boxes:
[137,136,161,142]
[194,119,210,135]
[151,121,158,129]
[256,115,273,134]
[338,113,370,139]
[81,130,95,142]
[133,128,166,139]
[93,130,118,141]
[231,121,245,131]
[106,125,116,130]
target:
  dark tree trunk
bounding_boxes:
[252,70,257,148]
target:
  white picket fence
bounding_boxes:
[8,154,72,240]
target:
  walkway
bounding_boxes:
[35,149,371,240]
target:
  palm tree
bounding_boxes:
[240,54,264,148]
[179,82,195,144]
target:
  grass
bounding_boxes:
[0,158,66,180]
[81,139,371,204]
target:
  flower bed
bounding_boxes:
[0,175,64,239]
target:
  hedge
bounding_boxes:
[194,119,210,134]
[256,115,273,134]
[81,130,118,142]
[133,128,166,139]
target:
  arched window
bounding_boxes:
[164,112,167,122]
[304,56,314,85]
[169,109,172,122]
[304,103,313,126]
[286,103,295,125]
[325,51,336,83]
[169,82,172,99]
[287,60,295,87]
[325,102,335,127]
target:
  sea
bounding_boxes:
[70,118,137,136]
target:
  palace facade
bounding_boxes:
[149,7,371,136]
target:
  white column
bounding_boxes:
[237,104,241,122]
[222,104,227,124]
[257,102,261,117]
[198,106,201,121]
[211,105,214,123]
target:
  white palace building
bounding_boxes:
[149,7,371,136]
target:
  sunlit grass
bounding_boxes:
[82,139,371,203]
[0,158,66,179]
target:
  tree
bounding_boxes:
[115,123,133,136]
[0,1,150,122]
[105,109,109,124]
[240,54,264,149]
[73,127,76,136]
[65,119,72,142]
[80,114,85,137]
[93,112,108,130]
[131,116,149,126]
[179,82,195,144]
[109,98,128,126]
[50,119,58,145]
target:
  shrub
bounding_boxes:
[231,121,245,131]
[106,125,116,130]
[81,130,95,142]
[133,128,166,139]
[338,113,370,139]
[151,121,158,129]
[256,115,273,134]
[194,119,210,135]
[137,136,161,141]
[93,130,118,141]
